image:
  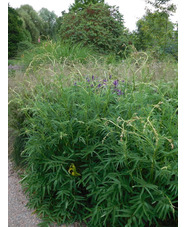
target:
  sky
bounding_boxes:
[8,0,178,32]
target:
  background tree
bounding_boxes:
[134,0,177,58]
[39,8,57,39]
[69,0,104,12]
[17,5,45,42]
[136,12,173,49]
[55,11,66,35]
[8,5,29,58]
[146,0,176,14]
[59,3,128,55]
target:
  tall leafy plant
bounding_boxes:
[14,74,178,226]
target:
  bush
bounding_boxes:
[11,73,178,226]
[59,3,128,55]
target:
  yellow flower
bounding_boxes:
[68,163,81,177]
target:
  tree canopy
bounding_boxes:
[8,1,178,60]
[8,5,26,58]
[69,0,105,12]
[59,3,128,54]
[133,0,177,58]
[146,0,176,14]
[16,5,45,42]
[39,8,57,38]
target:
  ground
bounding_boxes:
[8,159,41,226]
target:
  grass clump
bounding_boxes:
[9,71,178,226]
[18,40,97,73]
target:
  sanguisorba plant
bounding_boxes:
[18,74,177,226]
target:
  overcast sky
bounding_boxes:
[8,0,178,31]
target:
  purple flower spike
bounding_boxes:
[122,80,125,83]
[113,80,119,87]
[117,90,123,95]
[86,77,90,82]
[103,79,107,82]
[74,82,77,86]
[92,75,95,80]
[109,75,112,79]
[97,84,102,88]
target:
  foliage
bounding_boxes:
[59,3,128,55]
[10,68,178,226]
[17,5,45,42]
[8,4,59,57]
[133,0,178,59]
[15,40,98,72]
[146,0,177,14]
[17,40,34,53]
[8,5,26,58]
[135,10,177,59]
[39,8,57,39]
[69,0,105,12]
[9,2,178,225]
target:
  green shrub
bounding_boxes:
[12,73,178,226]
[59,3,128,55]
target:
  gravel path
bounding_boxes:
[8,159,42,227]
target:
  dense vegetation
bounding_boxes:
[8,5,31,58]
[8,0,177,59]
[59,3,127,54]
[8,0,178,226]
[133,0,178,59]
